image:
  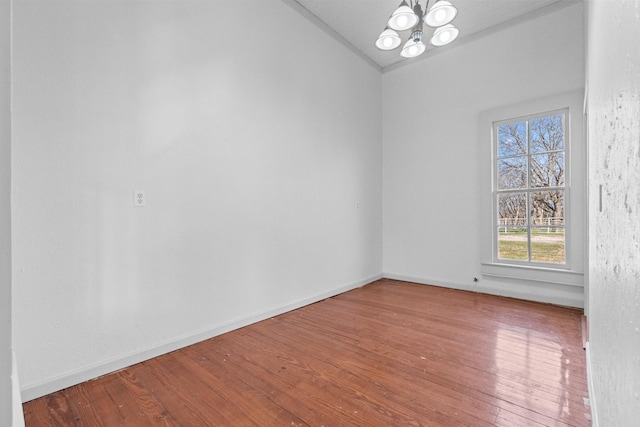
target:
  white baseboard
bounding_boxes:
[20,273,383,402]
[383,272,584,308]
[585,342,599,427]
[384,273,476,292]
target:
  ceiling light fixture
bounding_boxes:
[376,0,459,59]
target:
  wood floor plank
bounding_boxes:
[113,369,177,425]
[142,355,235,425]
[78,377,133,426]
[132,359,230,426]
[45,393,78,426]
[23,279,591,426]
[100,374,159,426]
[180,344,321,426]
[150,352,245,425]
[59,381,109,427]
[22,395,53,426]
[58,382,113,427]
[173,348,308,426]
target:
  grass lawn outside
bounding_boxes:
[498,231,565,264]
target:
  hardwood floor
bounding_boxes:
[23,279,592,426]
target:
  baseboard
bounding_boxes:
[382,272,584,308]
[383,273,476,292]
[20,273,383,402]
[585,342,599,427]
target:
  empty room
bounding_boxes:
[1,0,639,426]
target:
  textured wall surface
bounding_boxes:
[13,0,382,400]
[1,0,12,423]
[587,0,640,424]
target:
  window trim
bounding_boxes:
[479,91,585,286]
[492,108,570,269]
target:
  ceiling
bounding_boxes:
[286,0,572,70]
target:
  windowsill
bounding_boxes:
[481,262,584,287]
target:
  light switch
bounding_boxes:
[134,190,146,207]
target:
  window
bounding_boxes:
[494,110,567,265]
[479,91,585,302]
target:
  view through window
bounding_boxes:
[495,110,567,265]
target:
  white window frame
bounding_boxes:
[493,108,570,268]
[480,91,585,287]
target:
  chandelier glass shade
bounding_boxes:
[425,0,457,27]
[430,24,460,46]
[375,27,402,50]
[387,1,419,31]
[401,36,426,58]
[376,0,459,59]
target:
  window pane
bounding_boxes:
[498,193,527,226]
[530,114,564,153]
[530,152,564,187]
[531,226,565,263]
[530,190,564,226]
[498,227,529,261]
[498,156,527,189]
[498,121,526,157]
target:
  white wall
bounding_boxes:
[383,2,585,306]
[12,0,382,400]
[1,0,12,423]
[586,0,640,424]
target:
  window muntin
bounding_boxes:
[494,110,567,265]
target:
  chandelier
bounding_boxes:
[375,0,459,58]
